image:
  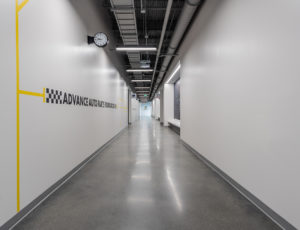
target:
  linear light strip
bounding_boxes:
[127,69,153,72]
[116,47,157,51]
[166,63,181,84]
[132,80,151,82]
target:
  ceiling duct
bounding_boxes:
[149,0,204,100]
[109,0,141,87]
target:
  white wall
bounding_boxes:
[155,98,160,120]
[131,97,140,123]
[151,97,160,120]
[0,0,128,226]
[163,84,174,126]
[151,100,155,117]
[181,0,300,228]
[159,89,164,124]
[128,93,132,123]
[0,0,17,225]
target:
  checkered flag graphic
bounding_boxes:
[46,88,63,104]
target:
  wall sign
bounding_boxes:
[46,88,117,109]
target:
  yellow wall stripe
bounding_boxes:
[19,90,44,98]
[17,0,29,12]
[16,0,44,213]
[16,0,38,212]
[43,88,46,102]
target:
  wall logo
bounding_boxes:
[45,88,117,109]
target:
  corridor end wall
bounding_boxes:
[0,0,128,226]
[181,0,300,229]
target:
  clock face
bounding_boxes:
[94,32,108,47]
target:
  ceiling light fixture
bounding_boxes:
[166,63,181,84]
[135,87,150,89]
[116,47,157,52]
[127,69,153,73]
[132,80,151,82]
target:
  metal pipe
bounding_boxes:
[150,0,203,99]
[149,0,173,99]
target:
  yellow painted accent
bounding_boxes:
[43,88,45,103]
[16,0,20,212]
[17,0,30,12]
[16,0,35,212]
[19,90,44,98]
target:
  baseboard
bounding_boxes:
[1,127,127,230]
[182,140,296,230]
[168,124,180,135]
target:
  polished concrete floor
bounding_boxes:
[14,118,279,230]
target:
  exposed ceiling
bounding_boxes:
[101,0,200,102]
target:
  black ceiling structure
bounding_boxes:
[101,0,201,101]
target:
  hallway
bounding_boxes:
[14,119,278,230]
